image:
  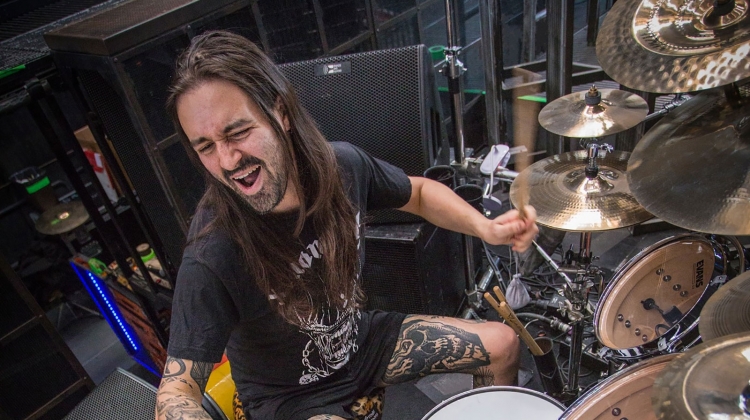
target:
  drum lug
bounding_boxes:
[710,274,728,287]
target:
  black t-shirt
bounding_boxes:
[167,142,412,401]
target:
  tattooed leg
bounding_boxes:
[379,316,519,388]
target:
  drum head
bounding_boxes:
[561,353,677,420]
[422,386,564,420]
[595,236,715,350]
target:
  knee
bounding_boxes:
[485,322,520,365]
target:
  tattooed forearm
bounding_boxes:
[380,317,490,385]
[156,395,211,420]
[190,362,213,392]
[163,357,187,378]
[156,357,212,420]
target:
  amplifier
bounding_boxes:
[361,222,465,315]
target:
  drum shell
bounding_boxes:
[560,353,677,420]
[593,232,727,357]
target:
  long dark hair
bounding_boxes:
[167,31,361,324]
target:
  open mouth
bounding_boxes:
[231,165,261,190]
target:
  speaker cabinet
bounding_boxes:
[0,254,94,419]
[45,0,264,270]
[279,45,449,224]
[361,223,465,315]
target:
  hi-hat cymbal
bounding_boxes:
[627,88,750,235]
[538,87,649,138]
[35,201,89,235]
[699,270,750,342]
[597,0,750,94]
[509,150,653,231]
[652,332,750,419]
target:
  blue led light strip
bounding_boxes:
[70,263,139,353]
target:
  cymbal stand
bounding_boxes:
[441,0,468,169]
[532,232,597,402]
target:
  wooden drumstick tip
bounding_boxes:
[492,285,507,305]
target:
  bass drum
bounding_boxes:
[560,353,677,419]
[421,386,564,420]
[594,232,727,359]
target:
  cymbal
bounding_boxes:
[627,88,750,235]
[597,0,750,93]
[509,150,653,231]
[538,87,649,138]
[652,332,750,419]
[35,201,89,235]
[699,270,750,342]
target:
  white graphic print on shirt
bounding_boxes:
[293,212,363,385]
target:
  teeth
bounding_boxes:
[231,165,259,180]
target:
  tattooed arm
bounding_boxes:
[155,356,215,420]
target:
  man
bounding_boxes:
[156,30,538,420]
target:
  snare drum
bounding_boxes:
[560,353,677,420]
[421,386,564,420]
[594,233,726,359]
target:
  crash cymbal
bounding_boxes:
[627,88,750,235]
[597,0,750,93]
[652,332,750,419]
[509,150,653,231]
[538,86,649,138]
[699,270,750,342]
[35,201,89,235]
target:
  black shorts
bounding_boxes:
[242,310,406,420]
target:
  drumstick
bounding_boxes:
[484,292,544,356]
[492,285,508,305]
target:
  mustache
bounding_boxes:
[223,156,264,179]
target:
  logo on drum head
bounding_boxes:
[695,260,704,288]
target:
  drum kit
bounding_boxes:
[428,0,750,418]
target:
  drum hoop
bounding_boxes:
[593,233,715,342]
[559,353,678,419]
[421,386,565,419]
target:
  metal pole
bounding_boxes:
[480,0,506,145]
[522,0,537,62]
[546,0,574,155]
[443,0,467,166]
[479,0,500,145]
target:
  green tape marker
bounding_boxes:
[25,176,50,194]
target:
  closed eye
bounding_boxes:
[229,127,251,140]
[197,143,214,154]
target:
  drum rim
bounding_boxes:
[593,233,716,350]
[559,353,678,419]
[421,386,565,419]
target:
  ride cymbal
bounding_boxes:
[699,270,750,342]
[510,150,653,231]
[538,86,649,138]
[597,0,750,93]
[35,201,89,235]
[627,88,750,235]
[652,332,750,419]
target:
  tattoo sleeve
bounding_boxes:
[156,357,213,420]
[381,317,491,385]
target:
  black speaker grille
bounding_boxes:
[78,70,188,268]
[281,45,427,175]
[64,369,157,420]
[361,223,464,315]
[280,45,440,223]
[362,240,425,314]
